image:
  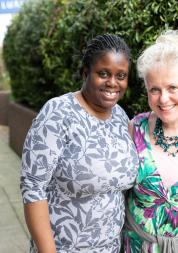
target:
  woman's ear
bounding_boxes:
[82,68,88,80]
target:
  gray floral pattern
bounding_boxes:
[20,92,138,253]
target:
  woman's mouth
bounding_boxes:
[159,105,175,111]
[102,90,119,99]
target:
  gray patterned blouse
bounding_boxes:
[20,92,138,253]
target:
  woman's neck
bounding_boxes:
[162,122,178,136]
[74,90,112,120]
[149,112,178,136]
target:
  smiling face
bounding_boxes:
[145,64,178,126]
[81,51,129,116]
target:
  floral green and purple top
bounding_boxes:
[123,112,178,252]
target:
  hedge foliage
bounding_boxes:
[3,0,178,116]
[3,0,64,109]
[0,48,10,90]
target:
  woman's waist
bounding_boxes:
[130,185,178,210]
[50,217,122,251]
[125,206,178,252]
[126,198,178,237]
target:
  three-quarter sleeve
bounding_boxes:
[20,97,67,203]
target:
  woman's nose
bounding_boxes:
[107,76,117,87]
[159,90,169,104]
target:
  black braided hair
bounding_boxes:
[81,34,130,75]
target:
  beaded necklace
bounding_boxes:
[153,118,178,157]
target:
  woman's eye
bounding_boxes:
[98,71,108,78]
[149,87,160,95]
[116,72,127,80]
[169,86,178,93]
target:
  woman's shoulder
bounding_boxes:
[33,93,73,125]
[114,104,129,121]
[45,92,72,106]
[132,112,151,126]
[39,93,73,113]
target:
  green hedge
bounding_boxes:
[3,0,64,109]
[0,48,10,90]
[3,0,178,116]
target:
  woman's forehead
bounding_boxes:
[93,51,129,65]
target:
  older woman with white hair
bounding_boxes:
[123,30,178,253]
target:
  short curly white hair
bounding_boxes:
[137,30,178,79]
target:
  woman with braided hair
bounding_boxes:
[20,34,138,253]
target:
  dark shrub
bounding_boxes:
[3,0,178,116]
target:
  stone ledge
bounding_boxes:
[0,90,10,125]
[8,102,37,157]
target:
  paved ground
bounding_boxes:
[0,125,29,253]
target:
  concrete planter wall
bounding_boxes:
[0,90,10,125]
[8,102,37,157]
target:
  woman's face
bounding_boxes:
[145,64,178,126]
[82,51,129,114]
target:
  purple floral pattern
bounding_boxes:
[123,112,178,253]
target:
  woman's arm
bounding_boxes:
[24,200,56,253]
[128,120,134,139]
